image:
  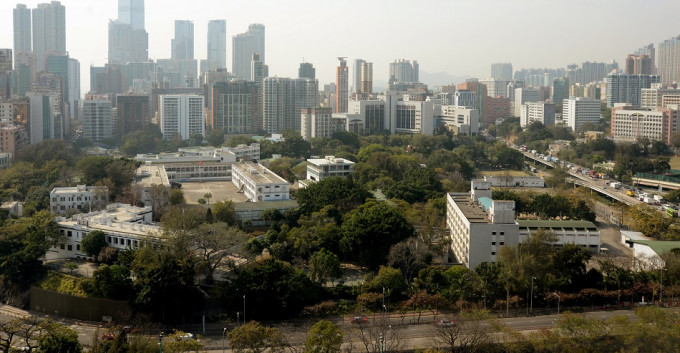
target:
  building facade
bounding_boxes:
[231,161,289,202]
[300,107,342,140]
[611,105,678,144]
[81,99,112,142]
[32,1,66,72]
[306,156,355,181]
[207,20,227,70]
[232,24,265,80]
[336,58,348,113]
[514,88,540,117]
[389,59,419,83]
[211,81,258,134]
[262,77,317,133]
[491,63,513,81]
[658,35,680,85]
[50,185,109,216]
[563,97,601,131]
[439,105,479,135]
[605,73,660,108]
[520,102,555,127]
[159,94,205,140]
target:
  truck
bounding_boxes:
[589,170,597,178]
[626,190,636,197]
[654,195,664,203]
[609,182,622,189]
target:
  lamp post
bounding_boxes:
[159,332,164,353]
[553,293,561,315]
[222,328,227,353]
[236,312,240,326]
[530,277,536,315]
[243,295,246,323]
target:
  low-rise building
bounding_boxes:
[306,156,355,182]
[483,175,545,188]
[49,203,157,260]
[50,185,109,216]
[517,220,600,253]
[1,201,23,217]
[233,199,298,226]
[627,240,680,271]
[231,161,289,202]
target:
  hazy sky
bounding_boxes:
[2,0,680,93]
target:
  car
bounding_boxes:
[123,325,137,334]
[438,319,455,327]
[350,316,369,324]
[176,332,195,340]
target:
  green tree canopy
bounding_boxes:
[304,320,343,353]
[81,230,108,258]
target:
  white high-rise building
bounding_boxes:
[563,97,601,131]
[232,24,265,80]
[520,101,555,127]
[394,100,434,135]
[82,99,112,142]
[658,35,680,85]
[389,59,418,83]
[490,63,513,81]
[300,107,342,140]
[514,88,540,117]
[207,20,227,70]
[439,105,480,136]
[480,79,510,98]
[32,1,66,72]
[160,95,205,140]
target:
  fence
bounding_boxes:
[30,286,131,322]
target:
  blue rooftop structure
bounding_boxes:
[478,197,493,211]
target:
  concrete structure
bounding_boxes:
[232,24,265,80]
[0,125,28,156]
[454,91,476,108]
[520,101,555,127]
[0,152,11,169]
[640,84,680,109]
[480,78,510,99]
[172,20,194,60]
[446,181,520,268]
[27,92,54,144]
[32,1,66,72]
[658,35,680,85]
[563,97,600,131]
[231,161,289,202]
[233,200,298,226]
[605,73,660,108]
[627,240,680,271]
[159,94,205,140]
[514,88,540,117]
[299,62,315,80]
[552,77,569,105]
[206,20,227,70]
[348,100,386,134]
[115,94,150,140]
[211,80,258,134]
[306,156,354,181]
[13,4,32,60]
[438,105,479,136]
[1,201,23,217]
[82,99,112,142]
[262,77,317,133]
[625,54,653,75]
[336,58,349,113]
[67,58,80,120]
[394,99,434,135]
[517,220,600,253]
[481,96,512,124]
[611,105,678,144]
[491,63,513,81]
[389,59,418,83]
[118,0,145,30]
[482,175,545,188]
[300,107,343,140]
[50,203,156,260]
[50,185,109,216]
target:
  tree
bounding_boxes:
[203,192,213,205]
[213,200,237,225]
[296,177,371,215]
[84,264,133,300]
[161,205,206,231]
[24,185,51,213]
[81,230,108,259]
[305,320,343,353]
[388,238,429,285]
[340,201,414,268]
[37,323,82,353]
[229,321,288,353]
[164,330,205,353]
[206,129,226,147]
[432,310,497,353]
[121,128,161,156]
[309,248,343,285]
[169,188,186,205]
[147,184,171,221]
[226,135,257,148]
[365,266,408,300]
[187,223,250,283]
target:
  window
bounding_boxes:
[492,232,496,235]
[67,245,72,251]
[500,232,505,235]
[492,242,496,245]
[491,251,496,255]
[67,231,72,237]
[60,244,65,250]
[77,244,80,251]
[500,241,505,245]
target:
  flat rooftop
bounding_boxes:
[233,162,288,185]
[135,164,169,187]
[449,193,490,224]
[307,156,355,166]
[233,200,298,211]
[517,219,598,231]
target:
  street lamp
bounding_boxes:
[553,293,561,315]
[159,332,164,353]
[530,277,536,315]
[222,328,227,353]
[243,295,246,323]
[236,312,240,326]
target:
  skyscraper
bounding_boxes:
[13,4,32,62]
[232,24,265,80]
[211,81,258,134]
[67,58,80,120]
[389,59,418,83]
[207,20,227,70]
[360,61,373,95]
[82,99,113,142]
[299,62,315,80]
[32,1,66,72]
[160,94,205,140]
[605,73,660,107]
[625,54,653,75]
[552,77,568,106]
[491,63,513,81]
[634,43,656,74]
[262,77,317,133]
[172,20,194,60]
[352,59,365,93]
[336,58,348,113]
[116,94,149,140]
[118,0,144,31]
[658,35,680,85]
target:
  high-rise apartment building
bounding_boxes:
[552,77,569,105]
[336,58,348,113]
[211,81,258,134]
[625,54,653,75]
[360,61,373,95]
[491,63,513,81]
[160,95,205,140]
[27,92,53,144]
[300,107,339,140]
[658,35,680,85]
[389,59,419,83]
[520,101,555,127]
[479,79,510,99]
[232,24,265,80]
[32,1,66,72]
[514,88,540,117]
[605,73,660,108]
[172,20,194,60]
[0,50,12,72]
[633,43,656,74]
[352,59,364,93]
[298,62,315,80]
[611,105,678,145]
[115,94,149,140]
[262,77,318,133]
[82,99,113,142]
[563,97,601,131]
[67,58,79,120]
[13,4,32,61]
[207,20,227,70]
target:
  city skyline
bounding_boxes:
[2,0,680,94]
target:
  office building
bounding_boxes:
[32,1,66,72]
[49,185,109,216]
[82,99,113,142]
[658,35,680,85]
[336,58,348,113]
[108,20,148,64]
[300,107,343,140]
[457,80,487,114]
[13,4,32,60]
[394,99,434,135]
[115,94,149,140]
[159,94,205,140]
[481,96,512,124]
[0,125,28,156]
[605,73,660,107]
[625,54,653,75]
[454,91,476,108]
[360,61,373,95]
[306,156,354,181]
[211,80,258,134]
[67,58,79,120]
[207,20,227,70]
[231,161,289,202]
[27,92,53,144]
[520,101,555,127]
[514,88,540,117]
[640,84,680,109]
[480,79,510,98]
[439,105,479,135]
[552,77,569,105]
[299,62,315,80]
[172,20,194,60]
[262,77,318,133]
[389,59,419,83]
[611,105,678,145]
[118,0,144,30]
[232,24,265,80]
[491,63,513,81]
[563,97,601,131]
[348,100,386,134]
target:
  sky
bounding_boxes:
[2,0,680,94]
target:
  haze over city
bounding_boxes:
[2,0,680,91]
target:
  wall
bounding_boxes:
[30,287,130,322]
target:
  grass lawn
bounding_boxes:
[670,156,680,170]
